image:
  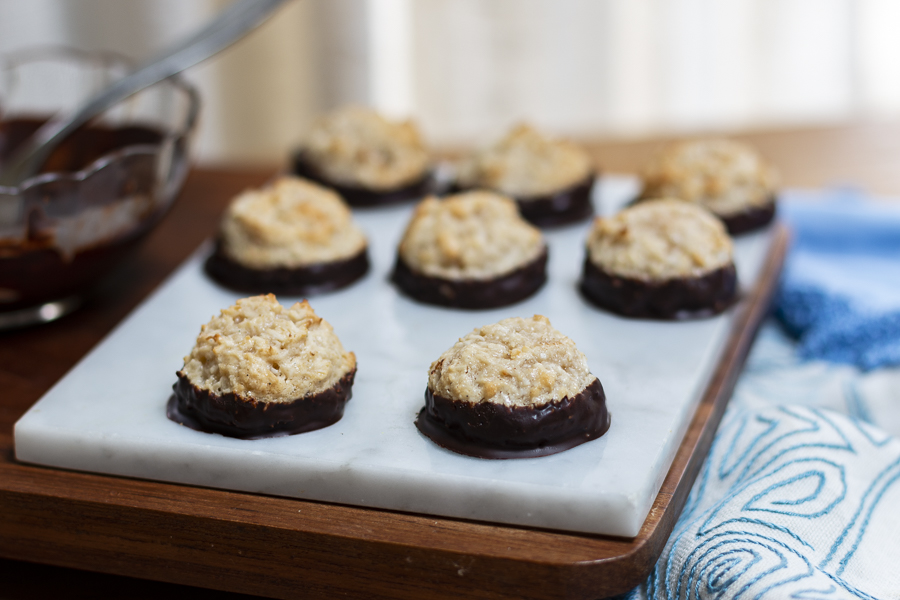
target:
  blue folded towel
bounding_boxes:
[775,189,900,370]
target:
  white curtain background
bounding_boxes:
[1,0,900,165]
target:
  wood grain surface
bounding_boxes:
[1,121,896,598]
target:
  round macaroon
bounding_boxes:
[638,139,778,234]
[168,294,356,439]
[454,123,595,227]
[391,190,548,309]
[580,198,737,319]
[416,315,610,459]
[292,105,432,206]
[204,176,369,295]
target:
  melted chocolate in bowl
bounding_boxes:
[0,118,173,315]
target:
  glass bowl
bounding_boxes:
[0,47,199,329]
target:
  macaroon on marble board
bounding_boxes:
[14,175,775,537]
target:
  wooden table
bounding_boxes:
[1,122,898,598]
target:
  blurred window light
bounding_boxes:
[3,0,900,163]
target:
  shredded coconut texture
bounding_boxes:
[398,191,545,279]
[640,139,778,217]
[300,106,429,191]
[456,123,593,198]
[180,295,355,403]
[587,199,733,280]
[219,177,366,269]
[428,315,596,408]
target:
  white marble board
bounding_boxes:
[14,176,774,537]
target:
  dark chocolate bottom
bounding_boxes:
[292,152,432,207]
[415,378,610,459]
[719,200,777,235]
[167,368,356,439]
[204,245,369,296]
[632,196,777,236]
[450,174,596,228]
[580,258,738,320]
[514,174,596,227]
[390,247,548,309]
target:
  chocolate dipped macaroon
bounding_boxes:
[455,123,595,227]
[292,105,432,206]
[416,315,610,459]
[392,191,548,309]
[580,199,737,319]
[168,294,356,439]
[638,139,778,234]
[205,176,369,295]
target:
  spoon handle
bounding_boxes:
[0,0,289,188]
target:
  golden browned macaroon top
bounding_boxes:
[456,123,593,198]
[180,294,356,404]
[219,176,367,269]
[398,191,545,280]
[640,139,777,217]
[428,315,596,408]
[299,106,429,191]
[587,199,733,280]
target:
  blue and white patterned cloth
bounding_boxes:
[623,192,900,599]
[776,189,900,370]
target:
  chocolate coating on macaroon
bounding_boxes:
[168,295,356,438]
[719,199,777,235]
[206,244,369,296]
[580,199,737,319]
[417,379,609,459]
[455,123,595,226]
[292,106,431,206]
[391,246,547,309]
[293,152,432,207]
[513,174,595,228]
[393,191,547,309]
[168,368,355,439]
[208,176,369,294]
[580,259,737,320]
[417,315,610,458]
[638,139,778,234]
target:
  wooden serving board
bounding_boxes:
[0,168,788,599]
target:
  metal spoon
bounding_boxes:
[0,0,290,189]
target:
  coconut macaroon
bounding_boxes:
[580,199,738,319]
[455,123,595,226]
[292,105,432,206]
[391,191,548,309]
[638,139,778,234]
[167,294,357,439]
[204,177,369,296]
[415,315,610,459]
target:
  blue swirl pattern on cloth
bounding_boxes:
[619,191,900,599]
[644,404,900,599]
